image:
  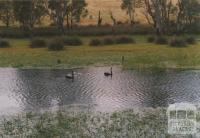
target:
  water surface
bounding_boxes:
[0,67,200,115]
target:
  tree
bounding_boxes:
[48,0,87,31]
[97,10,102,26]
[32,0,48,26]
[70,0,88,28]
[143,0,173,35]
[48,0,70,32]
[13,0,47,30]
[174,0,200,33]
[0,0,14,27]
[143,0,200,34]
[110,11,117,26]
[121,0,142,24]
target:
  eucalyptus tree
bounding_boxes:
[48,0,70,32]
[174,0,200,33]
[143,0,173,35]
[0,0,14,27]
[13,0,47,30]
[121,0,143,24]
[48,0,87,32]
[142,0,200,34]
[70,0,88,28]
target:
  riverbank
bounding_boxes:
[1,106,200,137]
[0,35,200,69]
[0,107,168,137]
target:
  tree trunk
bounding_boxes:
[70,18,73,29]
[6,20,9,28]
[66,13,70,29]
[6,10,9,27]
[59,19,65,34]
[154,0,163,35]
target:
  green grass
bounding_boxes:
[1,106,200,137]
[0,108,169,137]
[0,35,200,69]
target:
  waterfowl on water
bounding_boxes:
[66,70,74,79]
[104,67,113,76]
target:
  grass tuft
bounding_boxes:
[154,36,168,45]
[169,37,187,47]
[115,36,135,44]
[48,38,64,51]
[63,37,83,46]
[147,36,155,43]
[30,38,46,48]
[89,38,102,46]
[0,39,10,48]
[103,37,115,45]
[186,36,196,44]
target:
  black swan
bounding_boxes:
[66,71,74,79]
[104,67,113,76]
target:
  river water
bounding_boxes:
[0,67,200,115]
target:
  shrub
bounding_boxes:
[0,39,10,48]
[30,38,46,48]
[103,37,115,45]
[57,59,61,64]
[0,25,154,38]
[63,37,83,46]
[48,38,64,51]
[185,36,196,44]
[169,37,187,47]
[89,38,102,46]
[154,36,168,45]
[115,36,135,44]
[147,36,155,43]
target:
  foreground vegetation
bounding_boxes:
[1,106,200,138]
[0,35,199,69]
[0,107,168,137]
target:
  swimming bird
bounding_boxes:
[66,70,74,79]
[104,67,113,76]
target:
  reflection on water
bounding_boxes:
[0,67,200,115]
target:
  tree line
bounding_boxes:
[121,0,200,35]
[0,0,200,35]
[0,0,87,34]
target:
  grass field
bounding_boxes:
[1,106,200,137]
[0,35,200,69]
[0,108,169,137]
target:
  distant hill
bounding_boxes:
[0,0,172,26]
[81,0,146,25]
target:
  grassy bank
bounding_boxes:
[0,108,169,137]
[1,106,200,137]
[0,36,200,69]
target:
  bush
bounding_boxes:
[63,37,83,46]
[0,39,10,48]
[185,36,196,44]
[154,36,168,45]
[48,38,64,51]
[103,37,115,45]
[0,25,154,38]
[115,36,135,44]
[147,36,155,43]
[89,38,102,46]
[30,38,46,48]
[169,37,187,47]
